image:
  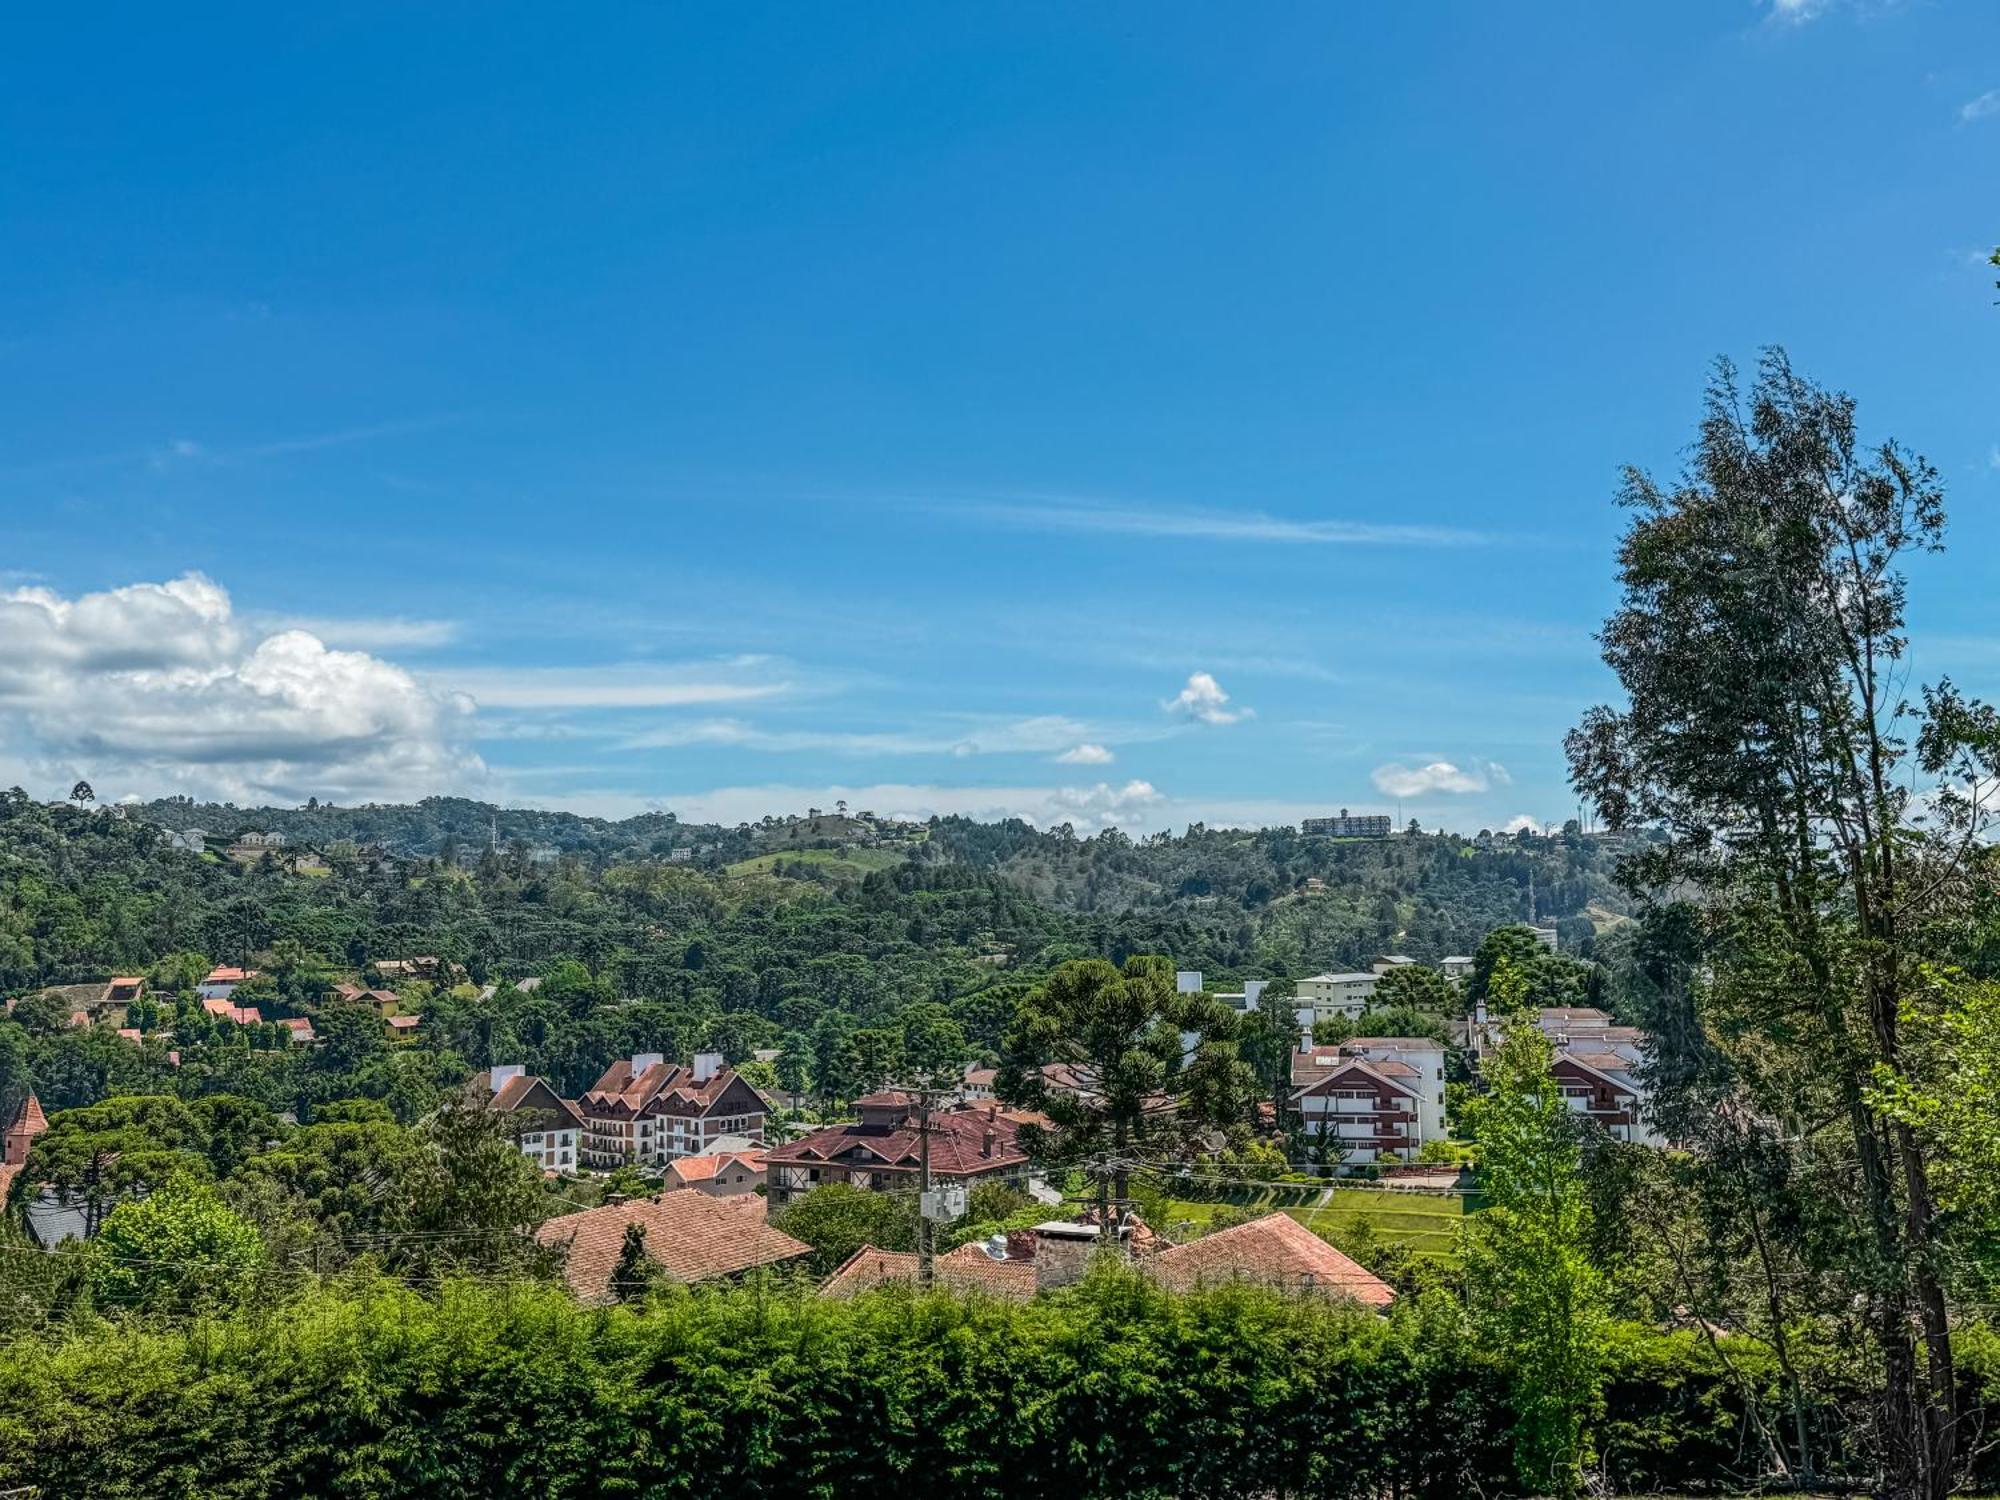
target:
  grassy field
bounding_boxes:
[726,846,907,879]
[1160,1184,1469,1261]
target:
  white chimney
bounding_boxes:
[488,1063,525,1094]
[1296,1005,1315,1053]
[631,1052,664,1073]
[691,1051,724,1084]
[1176,970,1202,994]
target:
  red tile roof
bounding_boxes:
[1149,1212,1394,1307]
[668,1148,765,1184]
[202,966,254,984]
[534,1190,809,1302]
[819,1241,1037,1301]
[471,1071,583,1125]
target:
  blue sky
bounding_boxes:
[2,1,1996,834]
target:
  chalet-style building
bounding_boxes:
[1534,1008,1662,1146]
[574,1052,769,1168]
[1290,1034,1447,1164]
[469,1065,583,1172]
[765,1095,1028,1209]
[533,1191,809,1303]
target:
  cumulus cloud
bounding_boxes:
[1369,759,1508,797]
[1055,743,1115,765]
[1502,814,1544,835]
[1045,779,1162,830]
[0,573,482,804]
[1164,672,1249,725]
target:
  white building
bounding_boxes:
[473,1065,583,1172]
[1289,1031,1448,1165]
[1440,956,1474,983]
[1295,971,1380,1023]
[1176,970,1271,1013]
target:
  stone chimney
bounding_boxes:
[1032,1222,1101,1293]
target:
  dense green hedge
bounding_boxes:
[0,1271,1823,1499]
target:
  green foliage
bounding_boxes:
[90,1172,264,1312]
[0,1267,1848,1500]
[1460,960,1606,1498]
[771,1182,917,1276]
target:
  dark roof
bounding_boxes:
[768,1103,1028,1179]
[579,1059,764,1120]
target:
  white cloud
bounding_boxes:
[1369,759,1508,797]
[1764,0,1830,22]
[961,498,1487,548]
[442,662,791,710]
[1503,814,1544,834]
[1965,90,2000,123]
[263,614,461,650]
[1055,743,1115,765]
[0,574,481,804]
[618,713,1096,757]
[1164,671,1249,725]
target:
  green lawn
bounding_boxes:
[726,846,907,879]
[1160,1184,1469,1261]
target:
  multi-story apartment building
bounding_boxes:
[1533,1008,1661,1146]
[574,1052,770,1168]
[1289,1033,1447,1164]
[1295,971,1380,1023]
[470,1065,583,1173]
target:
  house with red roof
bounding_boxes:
[533,1190,809,1303]
[819,1240,1037,1301]
[765,1095,1028,1209]
[575,1052,769,1168]
[1148,1211,1395,1307]
[0,1092,48,1201]
[663,1146,766,1198]
[198,966,257,1000]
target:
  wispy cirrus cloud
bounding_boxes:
[950,496,1488,548]
[443,658,793,711]
[618,713,1102,758]
[259,614,461,651]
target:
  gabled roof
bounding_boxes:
[1290,1056,1418,1102]
[534,1191,809,1302]
[668,1148,765,1184]
[579,1058,762,1119]
[1149,1212,1395,1307]
[819,1241,1037,1301]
